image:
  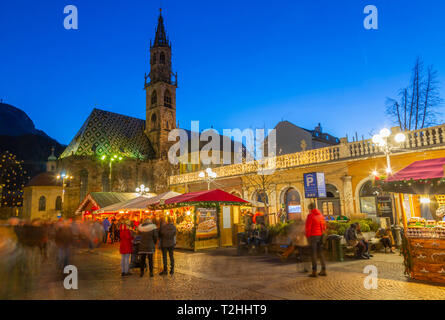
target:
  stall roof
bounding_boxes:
[95,193,157,213]
[96,191,182,213]
[75,192,138,215]
[386,158,445,182]
[164,189,250,205]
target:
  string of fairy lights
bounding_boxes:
[0,151,30,207]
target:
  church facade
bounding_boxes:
[58,12,179,216]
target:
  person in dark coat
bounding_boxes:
[138,219,158,277]
[159,217,177,275]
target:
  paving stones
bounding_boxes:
[10,245,445,300]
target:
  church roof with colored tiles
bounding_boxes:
[60,108,155,160]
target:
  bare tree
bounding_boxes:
[386,57,442,131]
[242,160,276,224]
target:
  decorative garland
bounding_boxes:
[151,201,250,210]
[376,177,445,194]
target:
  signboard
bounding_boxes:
[222,206,231,229]
[304,172,327,198]
[288,205,302,213]
[195,208,218,239]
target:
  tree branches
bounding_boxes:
[386,57,442,131]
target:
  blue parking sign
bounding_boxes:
[304,172,327,198]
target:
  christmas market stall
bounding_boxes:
[94,191,181,221]
[378,158,445,284]
[76,192,138,220]
[150,189,251,251]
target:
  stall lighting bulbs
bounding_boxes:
[372,170,379,176]
[420,197,431,204]
[186,211,191,216]
[385,167,392,174]
[199,172,205,178]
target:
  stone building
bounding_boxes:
[169,125,445,224]
[51,11,243,216]
[22,149,62,220]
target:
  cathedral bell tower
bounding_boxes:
[145,9,178,159]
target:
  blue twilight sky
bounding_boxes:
[1,0,445,145]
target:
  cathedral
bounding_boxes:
[58,11,181,215]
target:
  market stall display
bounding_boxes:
[149,189,250,251]
[379,158,445,284]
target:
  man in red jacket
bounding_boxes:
[305,203,327,277]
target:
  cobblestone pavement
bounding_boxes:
[10,244,445,300]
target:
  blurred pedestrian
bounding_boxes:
[119,221,133,276]
[55,220,73,271]
[138,219,158,278]
[305,203,327,277]
[159,216,176,275]
[102,217,111,244]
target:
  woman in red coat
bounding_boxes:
[305,203,327,277]
[119,222,133,276]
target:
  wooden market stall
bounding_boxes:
[149,189,251,251]
[94,191,181,222]
[76,192,138,220]
[380,158,445,284]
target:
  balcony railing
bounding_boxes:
[169,124,445,186]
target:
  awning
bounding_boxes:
[95,191,181,213]
[94,194,157,214]
[386,158,445,182]
[380,157,445,194]
[75,192,139,215]
[164,189,250,205]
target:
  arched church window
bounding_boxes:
[55,196,62,211]
[39,196,46,211]
[151,90,157,106]
[79,169,89,202]
[160,52,165,64]
[151,113,157,128]
[164,90,172,108]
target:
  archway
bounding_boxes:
[282,187,301,220]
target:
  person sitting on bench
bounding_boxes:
[375,228,395,253]
[344,223,368,259]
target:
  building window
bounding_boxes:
[160,52,165,64]
[151,113,157,128]
[55,196,62,211]
[164,90,172,108]
[39,196,46,211]
[79,169,89,202]
[317,184,341,216]
[151,90,157,106]
[152,53,157,65]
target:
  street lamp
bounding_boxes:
[100,154,124,191]
[56,171,73,217]
[136,184,150,196]
[199,167,217,190]
[372,128,406,175]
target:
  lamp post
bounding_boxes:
[56,172,73,217]
[100,154,123,192]
[136,184,150,196]
[199,168,217,190]
[372,128,407,175]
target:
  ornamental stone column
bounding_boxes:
[342,175,354,217]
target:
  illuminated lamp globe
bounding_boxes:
[394,133,406,143]
[379,128,391,138]
[372,134,382,144]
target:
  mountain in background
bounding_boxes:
[0,102,66,178]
